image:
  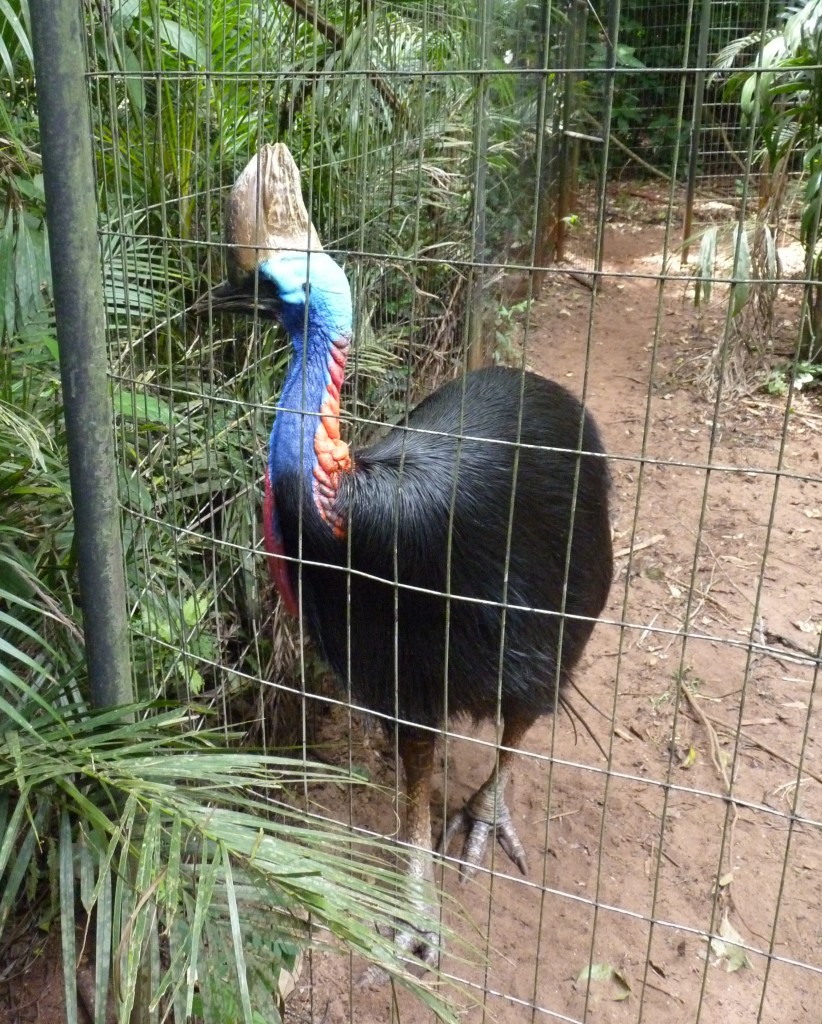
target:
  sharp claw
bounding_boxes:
[497,822,529,876]
[462,818,491,862]
[437,808,487,880]
[438,808,468,854]
[459,860,480,884]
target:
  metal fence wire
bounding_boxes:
[41,0,822,1020]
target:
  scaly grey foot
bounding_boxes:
[440,784,528,882]
[358,850,440,985]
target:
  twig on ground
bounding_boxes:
[719,721,822,788]
[613,533,666,559]
[679,682,739,898]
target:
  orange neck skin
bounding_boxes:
[312,334,352,538]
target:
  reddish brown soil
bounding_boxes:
[288,221,822,1023]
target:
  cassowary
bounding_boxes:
[197,145,613,965]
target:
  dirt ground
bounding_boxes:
[288,215,822,1023]
[2,214,820,1024]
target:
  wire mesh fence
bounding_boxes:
[12,0,822,1021]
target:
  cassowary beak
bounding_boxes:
[191,276,280,319]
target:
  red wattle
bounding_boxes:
[263,468,299,617]
[328,360,344,391]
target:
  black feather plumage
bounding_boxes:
[274,365,613,731]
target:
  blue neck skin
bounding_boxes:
[266,257,353,493]
[269,342,331,488]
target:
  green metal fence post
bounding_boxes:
[30,0,133,711]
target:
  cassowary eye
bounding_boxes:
[254,277,280,304]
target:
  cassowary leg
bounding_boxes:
[440,715,532,882]
[395,730,440,966]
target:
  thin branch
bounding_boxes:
[613,533,666,560]
[679,682,739,903]
[580,111,671,182]
[277,0,406,125]
[683,690,822,787]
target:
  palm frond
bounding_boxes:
[1,694,465,1022]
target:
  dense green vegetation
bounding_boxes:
[717,0,822,361]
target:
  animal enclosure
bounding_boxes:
[6,1,822,1023]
